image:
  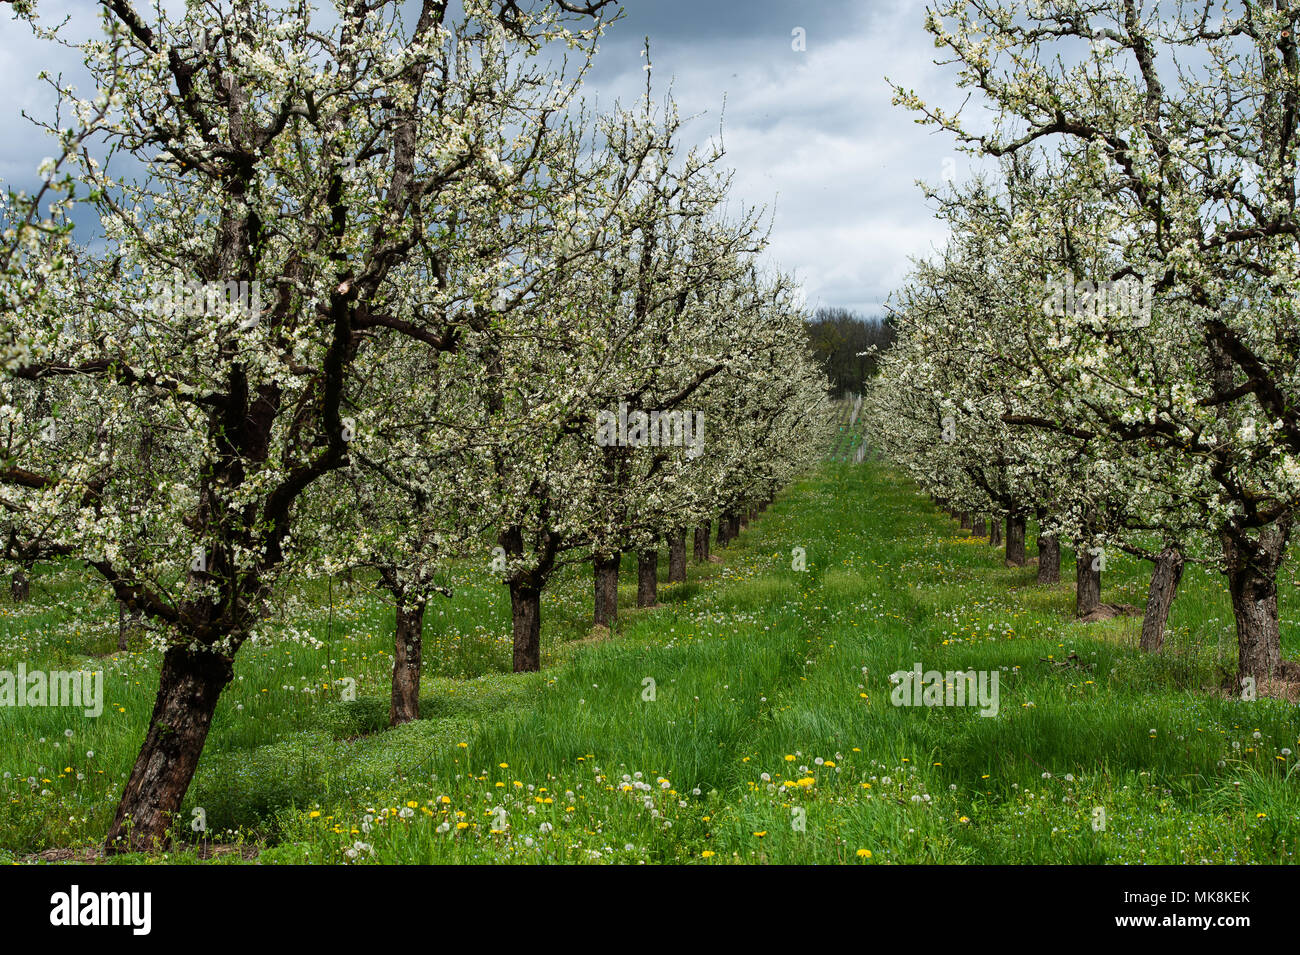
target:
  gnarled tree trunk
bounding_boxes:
[989,517,1002,546]
[593,551,620,628]
[959,512,972,531]
[1139,546,1184,653]
[1037,533,1060,584]
[105,645,234,854]
[390,598,426,726]
[637,549,658,607]
[510,579,542,673]
[972,516,987,538]
[668,528,687,583]
[1075,544,1101,617]
[693,522,710,562]
[1222,521,1291,685]
[10,569,29,602]
[718,511,741,547]
[1006,515,1026,566]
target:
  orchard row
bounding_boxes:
[0,2,831,853]
[870,0,1300,700]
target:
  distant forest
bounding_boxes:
[805,307,896,398]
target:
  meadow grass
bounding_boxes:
[1,459,1297,864]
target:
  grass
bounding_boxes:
[1,458,1298,864]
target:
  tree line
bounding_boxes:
[868,0,1300,699]
[805,307,895,398]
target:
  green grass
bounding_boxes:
[2,459,1298,864]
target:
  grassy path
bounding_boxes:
[259,460,1300,864]
[3,460,1298,863]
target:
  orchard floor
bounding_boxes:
[2,460,1298,864]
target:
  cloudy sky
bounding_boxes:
[0,0,976,316]
[582,0,979,316]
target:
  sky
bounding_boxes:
[0,0,978,317]
[580,0,978,316]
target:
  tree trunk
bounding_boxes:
[718,511,741,547]
[972,516,987,538]
[1037,534,1060,584]
[105,645,233,854]
[1222,521,1291,685]
[959,512,972,530]
[510,580,542,673]
[10,569,28,602]
[390,598,426,726]
[668,528,687,583]
[593,551,620,628]
[989,516,1002,547]
[637,549,658,607]
[1075,544,1101,617]
[1006,516,1026,566]
[693,522,710,562]
[1139,547,1184,653]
